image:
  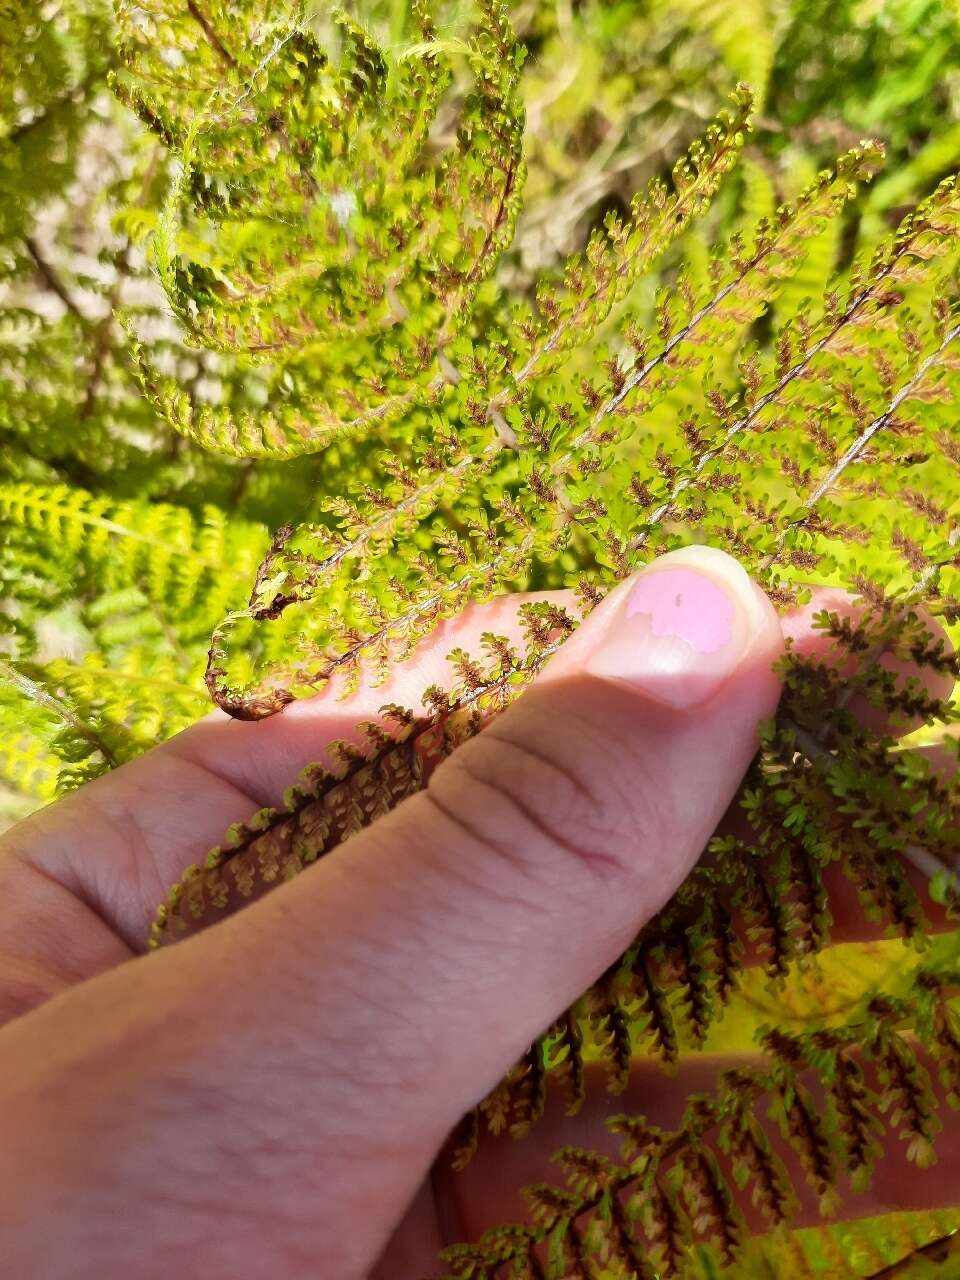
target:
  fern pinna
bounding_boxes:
[4,1,960,1276]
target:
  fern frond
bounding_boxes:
[199,89,759,715]
[116,1,526,460]
[439,965,960,1278]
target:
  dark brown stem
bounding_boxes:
[864,1228,959,1277]
[23,237,86,321]
[186,0,236,68]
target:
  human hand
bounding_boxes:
[0,546,953,1278]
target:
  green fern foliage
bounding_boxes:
[440,962,960,1278]
[6,2,960,1275]
[0,480,267,793]
[117,0,526,457]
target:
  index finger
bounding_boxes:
[0,591,579,966]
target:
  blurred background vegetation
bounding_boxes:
[4,5,960,1272]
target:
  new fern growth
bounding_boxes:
[5,2,960,1276]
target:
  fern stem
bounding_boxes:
[756,324,960,586]
[185,0,236,69]
[629,224,939,555]
[22,237,86,322]
[802,321,960,510]
[208,531,538,712]
[242,442,489,619]
[0,660,118,769]
[864,1228,960,1278]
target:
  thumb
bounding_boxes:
[369,544,783,1100]
[0,548,783,1278]
[183,547,781,1231]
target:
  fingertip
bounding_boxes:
[569,545,784,713]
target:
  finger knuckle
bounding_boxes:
[426,715,648,888]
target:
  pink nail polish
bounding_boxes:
[586,546,764,710]
[625,567,735,653]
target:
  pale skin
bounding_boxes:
[0,547,957,1278]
